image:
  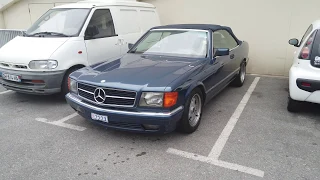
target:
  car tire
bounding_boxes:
[61,67,81,97]
[287,96,301,112]
[232,62,246,87]
[178,88,203,134]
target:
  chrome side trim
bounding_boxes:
[67,93,184,117]
[205,68,240,93]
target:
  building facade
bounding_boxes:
[1,0,320,76]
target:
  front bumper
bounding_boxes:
[0,68,65,95]
[66,93,184,133]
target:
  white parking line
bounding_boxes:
[35,113,86,131]
[208,77,260,159]
[166,77,264,177]
[167,148,264,177]
[0,90,12,95]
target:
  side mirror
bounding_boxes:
[128,43,134,49]
[85,26,99,40]
[289,38,299,47]
[215,48,230,57]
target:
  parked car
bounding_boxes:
[66,24,249,133]
[288,20,320,112]
[0,1,160,95]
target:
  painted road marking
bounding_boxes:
[209,77,260,159]
[167,77,264,177]
[0,90,12,95]
[167,148,264,178]
[35,113,86,131]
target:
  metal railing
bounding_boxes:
[0,29,25,48]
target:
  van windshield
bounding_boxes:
[131,30,208,58]
[26,8,91,37]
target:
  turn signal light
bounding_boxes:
[164,92,178,108]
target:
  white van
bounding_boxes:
[0,0,160,95]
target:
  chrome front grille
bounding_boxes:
[77,83,136,107]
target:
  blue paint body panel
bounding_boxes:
[66,24,249,133]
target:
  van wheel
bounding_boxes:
[178,88,203,134]
[61,67,81,97]
[287,96,301,112]
[232,62,246,87]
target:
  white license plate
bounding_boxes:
[91,113,108,123]
[2,73,21,82]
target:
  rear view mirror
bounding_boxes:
[289,38,299,47]
[85,26,99,39]
[128,43,134,49]
[215,48,230,56]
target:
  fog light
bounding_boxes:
[143,124,160,130]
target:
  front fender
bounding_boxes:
[185,81,206,100]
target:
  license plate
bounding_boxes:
[91,113,108,123]
[2,73,21,82]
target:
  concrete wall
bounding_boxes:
[0,11,4,28]
[142,0,320,76]
[1,0,79,29]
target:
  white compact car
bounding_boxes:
[288,20,320,112]
[0,0,160,95]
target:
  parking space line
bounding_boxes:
[166,77,264,177]
[0,90,12,95]
[55,113,79,123]
[208,77,260,159]
[167,148,264,177]
[35,113,87,131]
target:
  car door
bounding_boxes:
[202,31,229,100]
[84,9,121,66]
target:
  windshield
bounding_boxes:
[26,8,91,37]
[131,30,208,58]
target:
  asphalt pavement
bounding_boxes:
[0,76,319,180]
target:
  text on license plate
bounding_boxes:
[2,73,21,82]
[91,113,108,123]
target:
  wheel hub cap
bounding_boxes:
[188,94,202,127]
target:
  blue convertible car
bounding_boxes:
[66,24,249,134]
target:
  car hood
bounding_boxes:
[74,54,202,92]
[0,36,69,65]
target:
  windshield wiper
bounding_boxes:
[28,32,71,37]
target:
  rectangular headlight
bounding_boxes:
[68,77,78,94]
[29,60,58,69]
[139,92,164,107]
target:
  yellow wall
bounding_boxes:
[143,0,320,76]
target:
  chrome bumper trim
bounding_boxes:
[66,93,184,117]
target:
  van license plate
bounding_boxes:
[2,73,21,82]
[91,113,108,123]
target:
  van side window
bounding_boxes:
[86,9,116,39]
[212,30,238,50]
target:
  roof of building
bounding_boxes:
[53,0,155,9]
[151,24,242,43]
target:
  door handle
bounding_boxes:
[230,54,235,59]
[115,39,124,45]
